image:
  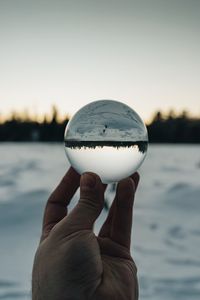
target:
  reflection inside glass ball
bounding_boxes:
[64,99,148,183]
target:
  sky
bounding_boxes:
[0,0,199,122]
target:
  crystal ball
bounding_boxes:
[64,99,148,183]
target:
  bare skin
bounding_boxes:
[32,167,140,300]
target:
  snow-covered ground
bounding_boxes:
[66,100,148,142]
[0,143,200,299]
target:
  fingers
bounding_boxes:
[98,197,116,238]
[54,172,105,237]
[130,172,140,193]
[98,173,140,241]
[41,167,80,240]
[110,172,140,249]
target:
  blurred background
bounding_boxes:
[0,0,200,299]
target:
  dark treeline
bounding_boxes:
[148,111,200,143]
[65,141,148,153]
[0,107,67,142]
[0,108,200,143]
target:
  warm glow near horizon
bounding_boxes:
[0,0,199,123]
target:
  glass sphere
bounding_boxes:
[64,99,148,183]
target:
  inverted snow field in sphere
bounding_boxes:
[64,100,148,183]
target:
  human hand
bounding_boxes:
[32,167,140,300]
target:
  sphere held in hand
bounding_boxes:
[64,99,148,183]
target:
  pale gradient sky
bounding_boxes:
[0,0,199,122]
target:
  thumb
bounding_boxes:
[55,172,104,237]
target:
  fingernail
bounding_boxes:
[82,173,96,188]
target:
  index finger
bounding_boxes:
[41,167,80,241]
